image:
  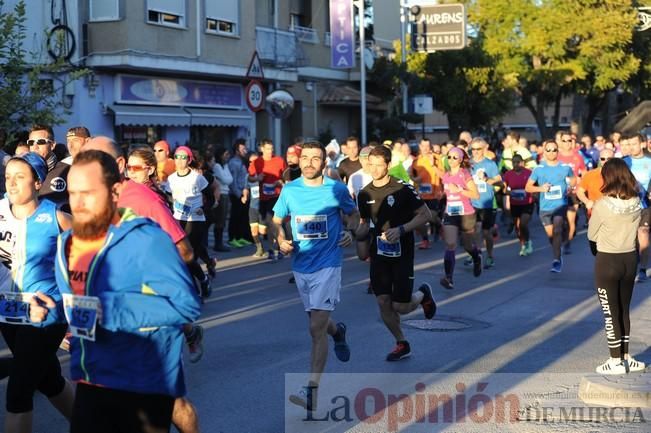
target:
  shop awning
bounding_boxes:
[109,105,191,126]
[184,107,252,128]
[319,85,383,107]
[614,100,651,134]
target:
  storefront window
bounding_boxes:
[116,125,161,147]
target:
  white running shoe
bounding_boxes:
[595,358,627,375]
[627,357,646,372]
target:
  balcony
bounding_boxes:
[290,24,319,44]
[256,26,307,69]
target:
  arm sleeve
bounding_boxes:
[100,229,201,331]
[358,190,370,219]
[587,202,603,242]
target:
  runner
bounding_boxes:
[439,147,482,289]
[588,158,645,374]
[503,154,534,256]
[556,130,586,254]
[525,139,575,273]
[31,149,201,433]
[249,139,286,260]
[154,140,176,186]
[63,126,90,164]
[337,136,362,184]
[28,124,70,209]
[469,138,501,268]
[622,134,651,282]
[347,146,373,201]
[282,145,302,182]
[272,141,357,412]
[0,152,74,433]
[577,148,614,218]
[410,138,444,249]
[357,145,436,361]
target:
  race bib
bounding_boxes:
[419,183,432,194]
[511,189,526,201]
[62,294,100,342]
[447,201,464,216]
[173,200,191,217]
[250,185,260,200]
[263,183,276,196]
[0,292,32,325]
[476,181,488,193]
[295,215,328,240]
[377,236,401,257]
[544,185,562,200]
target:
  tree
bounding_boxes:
[0,0,87,143]
[471,0,640,138]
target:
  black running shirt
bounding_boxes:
[358,177,423,260]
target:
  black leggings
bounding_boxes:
[71,383,174,433]
[0,323,67,413]
[179,220,212,263]
[594,251,637,358]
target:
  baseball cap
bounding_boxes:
[287,145,302,157]
[66,126,90,139]
[11,152,47,183]
[360,146,372,158]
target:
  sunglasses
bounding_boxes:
[600,157,612,161]
[154,149,165,153]
[27,138,53,146]
[449,155,461,160]
[545,148,558,153]
[471,147,483,151]
[126,165,150,172]
[174,154,188,160]
[561,139,572,143]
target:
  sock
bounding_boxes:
[444,250,456,279]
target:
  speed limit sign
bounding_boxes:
[245,80,265,112]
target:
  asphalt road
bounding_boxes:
[3,215,651,433]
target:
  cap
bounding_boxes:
[287,145,301,157]
[11,152,47,183]
[359,146,372,158]
[154,140,171,154]
[66,126,90,139]
[174,145,194,163]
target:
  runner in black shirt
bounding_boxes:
[357,145,436,362]
[337,136,362,184]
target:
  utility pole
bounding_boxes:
[400,1,408,116]
[359,0,367,144]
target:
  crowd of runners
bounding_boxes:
[0,123,649,431]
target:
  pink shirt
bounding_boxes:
[503,168,533,205]
[118,180,186,244]
[442,169,475,215]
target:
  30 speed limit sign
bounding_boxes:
[245,80,265,112]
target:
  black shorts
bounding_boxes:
[259,197,278,220]
[511,204,534,219]
[423,199,443,215]
[248,206,263,225]
[474,208,497,231]
[370,258,414,303]
[71,383,174,433]
[567,193,580,207]
[443,213,476,232]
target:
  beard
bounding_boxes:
[72,196,117,240]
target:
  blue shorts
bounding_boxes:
[539,205,567,226]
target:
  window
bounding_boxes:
[147,0,185,27]
[206,0,239,36]
[90,0,120,22]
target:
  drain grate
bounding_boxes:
[403,315,489,332]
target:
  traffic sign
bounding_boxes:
[411,3,467,52]
[245,80,265,112]
[246,51,265,79]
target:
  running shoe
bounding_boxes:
[525,240,533,255]
[200,275,212,298]
[595,358,627,375]
[417,239,431,250]
[636,270,648,283]
[187,325,204,363]
[463,256,473,266]
[237,238,252,246]
[550,259,562,273]
[484,257,494,269]
[289,276,296,284]
[439,277,454,290]
[332,322,350,362]
[626,357,646,372]
[289,383,318,411]
[386,341,411,362]
[472,252,482,277]
[252,247,265,258]
[418,283,436,319]
[228,239,243,248]
[519,244,527,257]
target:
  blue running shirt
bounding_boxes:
[470,158,499,209]
[529,164,573,211]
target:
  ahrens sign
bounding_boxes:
[411,3,467,52]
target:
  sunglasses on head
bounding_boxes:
[174,154,188,160]
[545,148,558,153]
[126,165,149,172]
[27,138,52,146]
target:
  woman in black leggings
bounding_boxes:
[588,158,645,374]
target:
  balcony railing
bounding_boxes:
[290,24,319,44]
[324,32,331,46]
[255,26,307,68]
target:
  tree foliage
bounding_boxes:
[0,0,88,142]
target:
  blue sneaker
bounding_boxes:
[333,323,350,362]
[550,259,562,273]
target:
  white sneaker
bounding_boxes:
[626,357,646,372]
[596,357,627,375]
